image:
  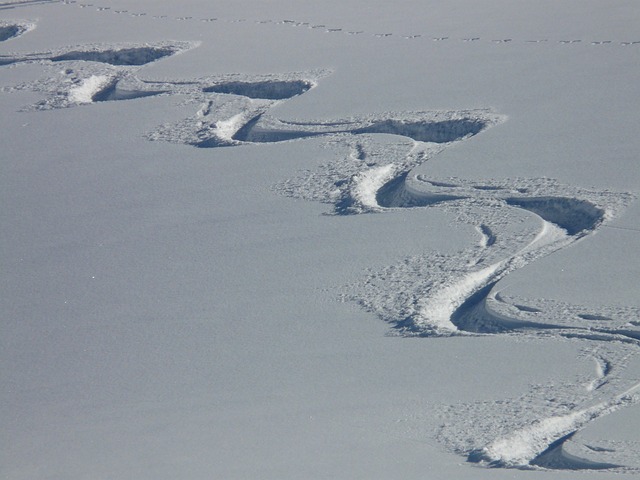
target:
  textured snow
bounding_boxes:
[1,0,639,478]
[67,74,111,103]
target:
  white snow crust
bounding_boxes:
[67,74,111,103]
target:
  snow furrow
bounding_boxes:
[3,42,638,471]
[473,380,640,468]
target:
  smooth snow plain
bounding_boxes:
[1,0,639,478]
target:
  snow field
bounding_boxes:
[2,0,639,476]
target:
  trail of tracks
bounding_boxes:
[2,33,638,471]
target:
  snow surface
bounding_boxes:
[1,0,639,478]
[67,74,111,103]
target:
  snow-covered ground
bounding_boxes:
[2,1,639,478]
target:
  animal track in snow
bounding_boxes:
[0,0,55,10]
[50,1,640,50]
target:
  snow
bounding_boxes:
[350,163,397,211]
[476,378,640,468]
[67,74,112,103]
[415,262,500,334]
[1,0,639,478]
[212,113,246,143]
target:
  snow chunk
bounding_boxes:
[351,164,397,211]
[415,262,501,334]
[214,114,246,142]
[68,75,113,104]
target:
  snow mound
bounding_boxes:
[67,75,113,103]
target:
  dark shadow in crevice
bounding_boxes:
[204,79,313,100]
[91,80,166,102]
[530,431,620,470]
[0,24,22,41]
[51,47,177,66]
[505,197,605,236]
[376,173,468,208]
[353,118,487,143]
